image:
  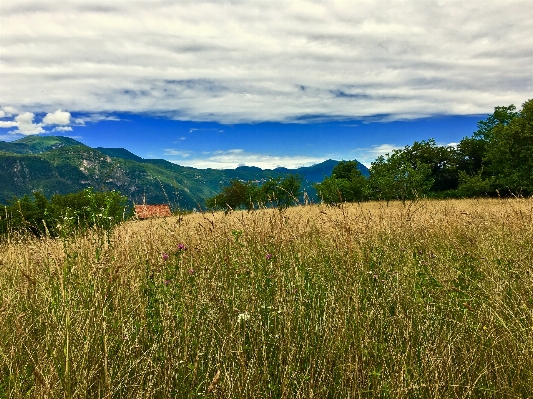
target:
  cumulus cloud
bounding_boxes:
[169,149,325,169]
[1,1,532,123]
[0,107,75,135]
[43,109,70,125]
[12,112,45,135]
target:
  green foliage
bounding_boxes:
[0,188,130,239]
[207,175,303,210]
[456,136,487,176]
[402,139,460,192]
[457,170,491,197]
[315,161,367,205]
[474,104,519,140]
[205,179,254,210]
[483,99,533,195]
[269,174,302,208]
[369,151,434,204]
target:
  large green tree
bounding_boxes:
[205,179,254,210]
[484,99,533,194]
[314,161,367,205]
[369,150,434,204]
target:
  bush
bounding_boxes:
[0,188,130,239]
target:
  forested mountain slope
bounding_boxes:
[0,136,368,208]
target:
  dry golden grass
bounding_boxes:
[1,198,532,398]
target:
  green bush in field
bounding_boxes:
[0,188,130,239]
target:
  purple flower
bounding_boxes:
[164,280,170,286]
[162,253,169,261]
[178,243,187,251]
[188,269,195,275]
[266,253,273,260]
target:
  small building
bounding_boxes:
[134,204,172,219]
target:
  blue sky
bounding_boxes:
[3,112,482,168]
[1,1,532,168]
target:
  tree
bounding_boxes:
[368,150,433,204]
[402,139,460,193]
[276,174,302,208]
[315,161,367,205]
[483,99,533,194]
[259,175,302,209]
[0,188,129,239]
[474,104,518,141]
[205,179,254,210]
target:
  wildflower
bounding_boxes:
[266,253,273,260]
[237,312,250,322]
[188,269,195,275]
[164,280,170,286]
[162,253,169,261]
[178,243,187,251]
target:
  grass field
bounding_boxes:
[1,198,532,398]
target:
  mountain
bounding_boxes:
[0,135,83,154]
[0,136,369,209]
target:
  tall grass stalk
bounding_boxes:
[1,198,532,397]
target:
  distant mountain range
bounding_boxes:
[0,136,369,209]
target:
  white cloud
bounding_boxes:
[0,1,532,123]
[169,149,325,169]
[2,107,18,117]
[43,109,70,125]
[0,121,18,128]
[0,107,75,135]
[351,143,404,167]
[73,114,121,125]
[12,112,45,135]
[164,149,191,157]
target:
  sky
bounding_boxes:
[1,0,532,168]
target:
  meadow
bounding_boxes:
[1,198,532,398]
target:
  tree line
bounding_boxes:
[208,98,533,208]
[0,188,129,239]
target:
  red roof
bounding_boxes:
[134,204,172,219]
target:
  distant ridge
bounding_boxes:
[0,136,369,208]
[96,147,144,163]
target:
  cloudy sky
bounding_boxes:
[1,0,532,168]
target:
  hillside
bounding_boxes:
[0,136,369,208]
